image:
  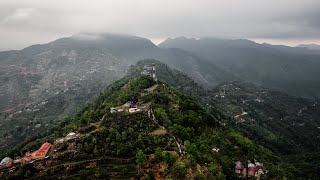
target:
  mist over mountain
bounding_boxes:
[159,37,320,99]
[296,44,320,50]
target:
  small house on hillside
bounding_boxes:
[19,142,52,163]
[129,108,141,113]
[235,161,244,176]
[123,102,131,108]
[130,102,137,108]
[55,132,80,144]
[66,132,80,140]
[212,148,220,152]
[55,138,64,144]
[255,162,265,178]
[248,161,256,177]
[0,157,13,169]
[110,107,117,113]
[239,118,246,123]
[30,142,52,159]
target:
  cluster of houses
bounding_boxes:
[0,131,81,172]
[235,160,265,179]
[0,142,52,170]
[141,65,152,76]
[110,100,143,114]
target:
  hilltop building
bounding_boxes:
[152,63,157,81]
[129,108,141,113]
[141,63,157,81]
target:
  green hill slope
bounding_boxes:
[129,60,320,178]
[208,81,320,178]
[1,74,294,179]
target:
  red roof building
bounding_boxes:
[20,142,52,162]
[31,142,52,158]
[248,162,256,176]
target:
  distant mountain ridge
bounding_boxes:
[296,43,320,50]
[159,37,320,99]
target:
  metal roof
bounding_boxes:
[0,157,12,165]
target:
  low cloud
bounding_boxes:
[0,0,320,50]
[2,8,35,24]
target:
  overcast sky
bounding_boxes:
[1,0,320,50]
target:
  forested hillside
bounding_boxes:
[209,81,320,178]
[130,60,320,178]
[1,75,295,179]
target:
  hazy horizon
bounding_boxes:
[1,0,320,50]
[1,32,320,52]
